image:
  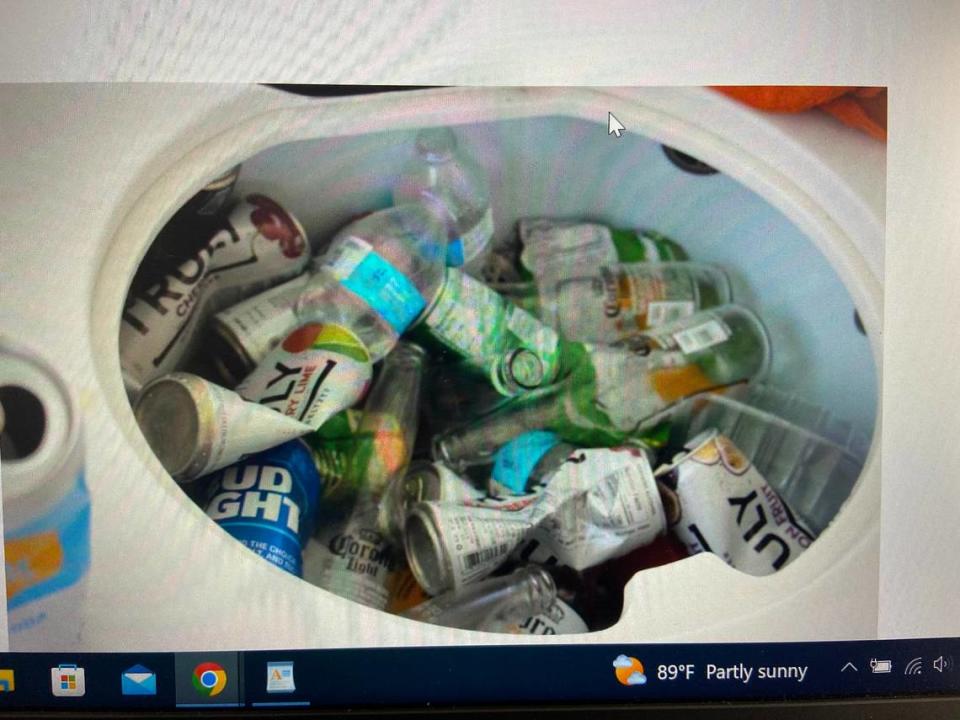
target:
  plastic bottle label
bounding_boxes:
[448,207,495,267]
[323,236,427,334]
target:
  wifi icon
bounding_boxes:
[904,657,923,675]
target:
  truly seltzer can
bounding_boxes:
[0,340,90,650]
[120,193,310,393]
[134,323,372,482]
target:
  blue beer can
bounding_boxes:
[204,439,322,577]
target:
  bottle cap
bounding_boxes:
[415,127,457,161]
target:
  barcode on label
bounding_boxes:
[672,319,730,354]
[646,300,695,327]
[464,543,508,570]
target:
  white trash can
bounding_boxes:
[0,85,882,650]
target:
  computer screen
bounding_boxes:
[0,2,957,716]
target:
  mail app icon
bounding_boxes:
[121,665,157,696]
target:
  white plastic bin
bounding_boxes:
[0,85,883,650]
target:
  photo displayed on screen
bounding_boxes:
[0,84,883,654]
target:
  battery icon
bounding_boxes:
[869,659,892,674]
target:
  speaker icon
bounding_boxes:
[933,655,954,673]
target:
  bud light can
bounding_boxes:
[0,339,90,650]
[204,439,323,577]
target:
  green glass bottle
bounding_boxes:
[433,305,770,469]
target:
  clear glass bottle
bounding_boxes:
[399,565,556,631]
[309,342,426,610]
[500,262,731,343]
[393,127,494,277]
[434,305,771,468]
[298,204,447,361]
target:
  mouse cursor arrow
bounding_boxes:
[608,112,625,138]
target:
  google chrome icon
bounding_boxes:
[192,662,227,697]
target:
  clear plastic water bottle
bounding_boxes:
[393,127,495,277]
[298,205,447,361]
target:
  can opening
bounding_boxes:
[133,380,201,478]
[403,510,446,596]
[0,385,47,461]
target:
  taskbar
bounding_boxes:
[0,639,957,712]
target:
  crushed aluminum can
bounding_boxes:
[655,430,815,575]
[120,194,309,393]
[134,372,310,482]
[378,460,482,546]
[404,446,667,595]
[209,272,311,386]
[135,322,372,481]
[0,340,91,649]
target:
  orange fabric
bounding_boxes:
[713,86,886,142]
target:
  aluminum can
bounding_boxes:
[378,460,481,545]
[130,165,243,297]
[404,447,666,595]
[120,193,310,393]
[134,372,310,482]
[204,439,322,577]
[655,430,814,575]
[235,322,372,430]
[0,340,90,649]
[209,272,311,386]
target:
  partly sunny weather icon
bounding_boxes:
[613,655,647,686]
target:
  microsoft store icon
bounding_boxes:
[51,664,85,697]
